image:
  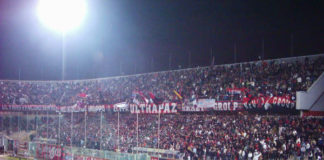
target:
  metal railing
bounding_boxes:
[29,142,151,160]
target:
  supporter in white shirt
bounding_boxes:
[253,150,261,160]
[248,151,253,160]
[306,142,311,150]
[242,150,246,159]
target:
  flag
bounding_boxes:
[149,92,163,105]
[136,91,149,104]
[148,92,155,100]
[173,90,183,99]
[79,92,87,98]
[115,102,128,109]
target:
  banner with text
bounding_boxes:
[0,104,57,112]
[243,96,295,110]
[0,96,295,113]
[181,96,295,112]
[129,103,178,114]
[182,100,243,112]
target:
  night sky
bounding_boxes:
[0,0,323,80]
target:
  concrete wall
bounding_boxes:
[297,72,324,111]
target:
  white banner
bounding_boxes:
[0,105,57,111]
[88,105,105,112]
[129,103,178,114]
[197,99,216,108]
[59,104,86,112]
[213,101,242,111]
[181,105,205,112]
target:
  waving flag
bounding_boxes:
[133,91,149,104]
[79,92,87,98]
[173,90,183,99]
[149,92,163,105]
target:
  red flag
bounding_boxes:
[79,92,87,98]
[148,92,155,99]
[137,91,149,103]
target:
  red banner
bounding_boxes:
[36,143,62,160]
[243,96,295,110]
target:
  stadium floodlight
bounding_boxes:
[37,0,87,80]
[37,0,87,33]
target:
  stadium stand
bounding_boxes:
[0,54,324,159]
[0,55,323,106]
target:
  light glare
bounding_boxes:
[37,0,87,33]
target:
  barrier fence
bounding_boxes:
[29,142,152,160]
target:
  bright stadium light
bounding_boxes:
[37,0,87,80]
[37,0,87,33]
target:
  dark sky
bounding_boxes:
[0,0,323,80]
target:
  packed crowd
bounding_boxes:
[2,113,323,159]
[0,114,35,134]
[0,55,323,106]
[1,55,324,159]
